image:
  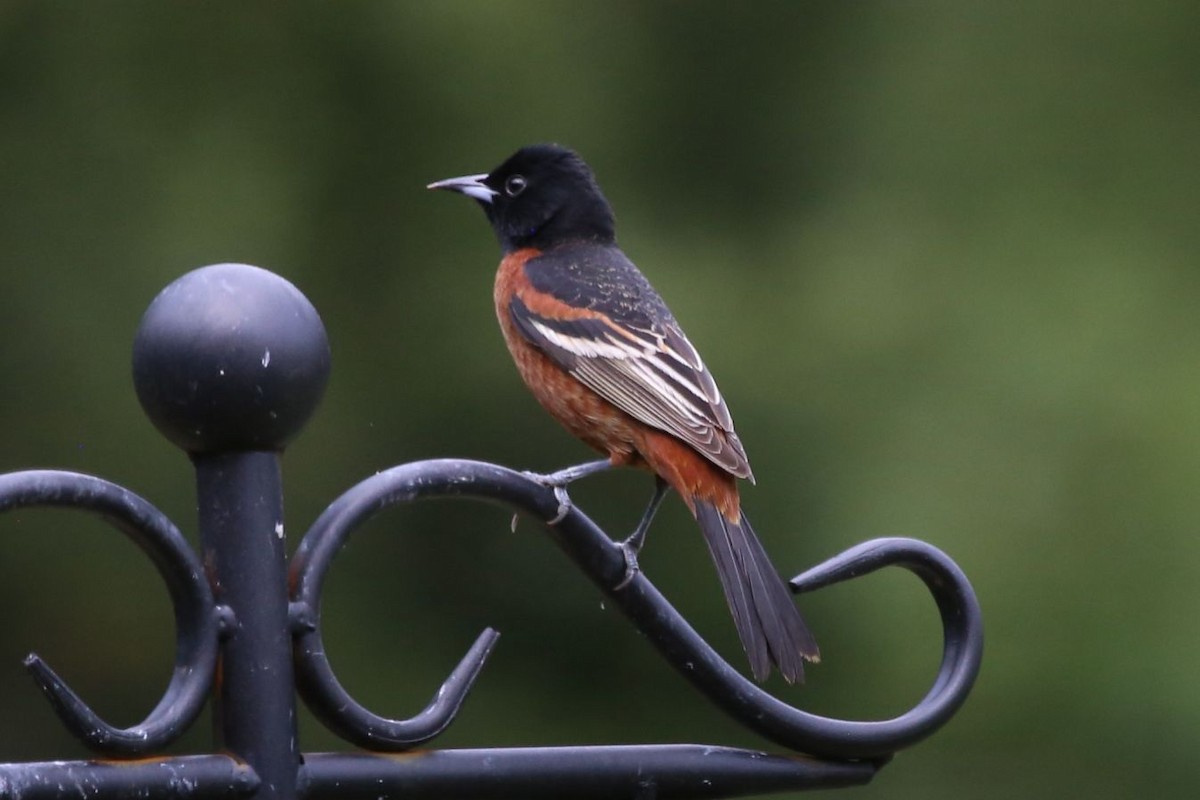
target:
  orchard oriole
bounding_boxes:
[429,144,818,683]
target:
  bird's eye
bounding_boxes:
[505,175,527,197]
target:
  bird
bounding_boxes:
[428,143,819,683]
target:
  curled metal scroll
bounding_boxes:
[289,490,499,750]
[0,470,219,756]
[289,458,983,759]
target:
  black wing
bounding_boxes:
[510,247,753,480]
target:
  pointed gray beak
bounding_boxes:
[426,173,496,204]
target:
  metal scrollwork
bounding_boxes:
[0,470,218,756]
[288,458,983,760]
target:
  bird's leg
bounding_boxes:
[522,458,613,524]
[614,477,670,590]
[527,458,614,486]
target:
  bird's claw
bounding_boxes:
[548,485,572,525]
[613,539,641,590]
[521,471,574,526]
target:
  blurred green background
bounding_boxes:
[1,2,1197,798]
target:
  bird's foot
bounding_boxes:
[613,537,641,590]
[521,459,612,526]
[546,485,572,524]
[610,476,666,588]
[520,472,574,524]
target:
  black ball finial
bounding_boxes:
[132,263,331,454]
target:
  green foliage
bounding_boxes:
[1,2,1198,798]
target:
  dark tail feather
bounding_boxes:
[694,500,820,683]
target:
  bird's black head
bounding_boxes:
[428,144,616,253]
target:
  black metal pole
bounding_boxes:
[298,747,876,800]
[130,262,332,800]
[197,451,298,800]
[0,755,258,800]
